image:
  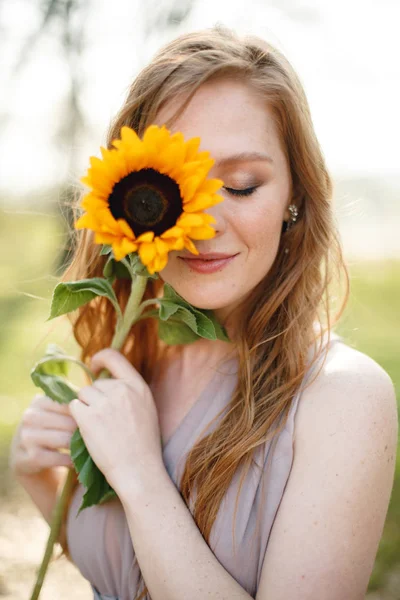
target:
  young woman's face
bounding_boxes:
[154,78,293,324]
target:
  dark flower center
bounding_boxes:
[108,168,183,237]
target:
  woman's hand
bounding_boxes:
[68,348,164,493]
[9,394,76,477]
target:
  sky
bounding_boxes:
[0,0,399,197]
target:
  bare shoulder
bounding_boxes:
[294,339,398,450]
[256,340,398,600]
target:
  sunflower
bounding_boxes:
[74,124,224,274]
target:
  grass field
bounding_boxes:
[0,207,399,594]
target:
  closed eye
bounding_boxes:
[223,186,258,197]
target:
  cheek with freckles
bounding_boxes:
[240,204,283,283]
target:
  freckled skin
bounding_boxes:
[153,78,294,329]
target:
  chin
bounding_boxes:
[160,274,236,312]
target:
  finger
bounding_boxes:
[23,409,77,432]
[21,428,73,451]
[69,398,90,421]
[77,385,104,406]
[29,447,74,469]
[90,348,142,383]
[32,395,74,415]
[92,378,137,394]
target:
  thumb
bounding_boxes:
[69,398,88,421]
[90,348,139,382]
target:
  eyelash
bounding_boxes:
[223,186,258,197]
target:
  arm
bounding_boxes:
[256,348,398,600]
[116,464,253,600]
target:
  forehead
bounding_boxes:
[153,78,282,161]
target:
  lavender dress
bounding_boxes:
[66,332,343,599]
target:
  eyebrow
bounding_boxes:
[214,152,274,166]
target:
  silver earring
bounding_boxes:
[283,204,299,254]
[285,204,299,231]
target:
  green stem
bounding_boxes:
[29,272,149,599]
[111,275,148,351]
[29,468,77,600]
[137,297,160,313]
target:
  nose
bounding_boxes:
[202,193,227,237]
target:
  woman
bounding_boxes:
[10,25,398,600]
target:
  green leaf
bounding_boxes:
[40,344,70,377]
[47,278,122,320]
[162,283,192,308]
[30,345,95,403]
[128,253,159,280]
[173,306,198,332]
[160,284,230,342]
[102,255,115,280]
[30,369,79,404]
[194,308,230,342]
[158,319,200,345]
[102,254,132,281]
[70,428,116,513]
[157,301,198,333]
[158,299,182,321]
[191,310,217,339]
[100,244,113,256]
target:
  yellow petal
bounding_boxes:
[187,226,216,240]
[148,251,169,273]
[146,262,156,275]
[155,141,186,174]
[154,237,170,255]
[93,151,121,181]
[163,237,185,251]
[74,212,100,231]
[120,237,138,255]
[88,160,117,187]
[120,126,141,147]
[142,124,166,152]
[200,213,217,225]
[184,137,201,161]
[176,213,205,228]
[183,237,199,255]
[94,232,118,244]
[198,178,224,195]
[157,253,169,271]
[81,194,108,212]
[112,239,128,261]
[160,226,184,239]
[80,175,92,188]
[138,242,157,265]
[169,131,185,145]
[183,193,222,213]
[174,160,203,180]
[100,146,112,160]
[197,151,212,162]
[152,255,163,272]
[117,218,135,239]
[95,209,120,235]
[89,155,103,170]
[85,172,114,197]
[136,231,155,243]
[179,174,204,204]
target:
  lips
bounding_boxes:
[178,253,238,273]
[179,252,237,260]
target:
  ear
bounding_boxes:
[284,180,303,221]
